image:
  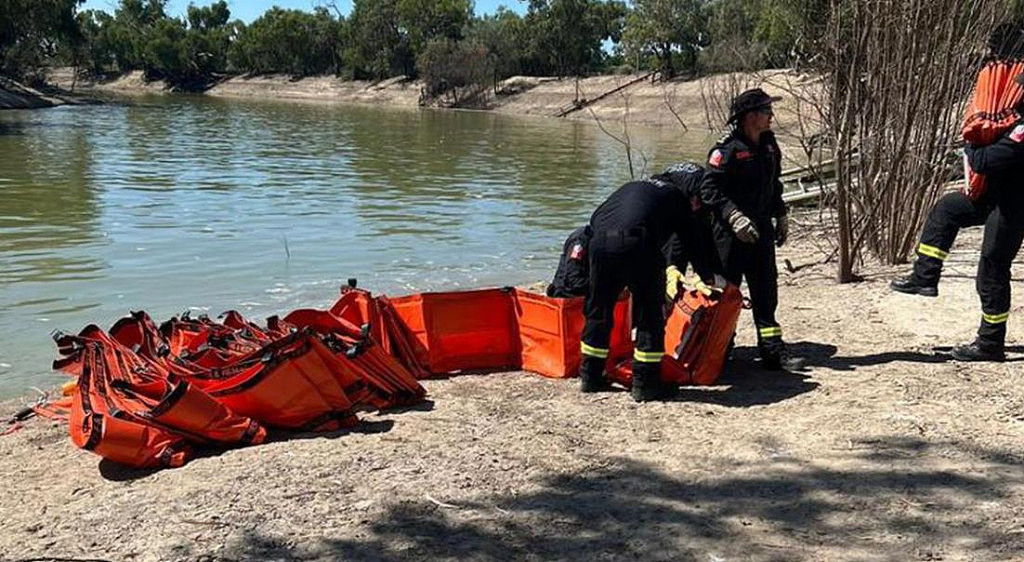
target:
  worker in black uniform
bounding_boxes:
[699,88,804,371]
[580,162,716,402]
[950,114,1024,361]
[890,192,993,297]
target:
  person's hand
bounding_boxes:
[727,210,759,243]
[695,274,728,296]
[665,265,685,300]
[775,213,789,247]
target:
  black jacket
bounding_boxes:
[546,226,591,297]
[966,120,1024,216]
[699,129,787,224]
[588,163,714,279]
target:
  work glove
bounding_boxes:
[695,274,728,297]
[727,209,759,244]
[775,213,789,247]
[665,265,685,300]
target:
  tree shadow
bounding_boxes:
[772,341,1024,369]
[98,417,403,482]
[210,436,1024,561]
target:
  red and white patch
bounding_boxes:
[708,149,724,168]
[735,150,752,160]
[689,195,702,212]
[569,243,585,260]
[1011,124,1024,143]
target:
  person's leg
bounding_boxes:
[953,206,1024,361]
[893,191,990,295]
[580,234,628,390]
[628,249,669,402]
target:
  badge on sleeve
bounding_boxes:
[570,243,585,261]
[709,149,724,168]
[1011,124,1024,143]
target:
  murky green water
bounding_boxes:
[0,95,712,397]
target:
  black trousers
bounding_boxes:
[714,219,782,355]
[580,230,666,377]
[976,204,1024,346]
[912,191,991,286]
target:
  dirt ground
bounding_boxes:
[2,215,1024,562]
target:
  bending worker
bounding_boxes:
[580,162,716,402]
[700,88,804,371]
[949,112,1024,361]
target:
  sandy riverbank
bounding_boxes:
[2,216,1023,561]
[43,68,816,138]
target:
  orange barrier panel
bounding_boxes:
[961,59,1024,200]
[513,290,632,379]
[388,288,520,374]
[608,285,744,387]
[661,285,743,385]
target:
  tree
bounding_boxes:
[0,0,83,79]
[465,8,525,92]
[397,0,472,54]
[346,0,409,79]
[620,0,706,78]
[417,37,492,106]
[522,0,626,78]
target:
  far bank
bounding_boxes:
[43,68,814,138]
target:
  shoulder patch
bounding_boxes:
[1011,124,1024,143]
[709,149,724,168]
[569,243,585,261]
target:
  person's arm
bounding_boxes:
[965,125,1024,175]
[699,145,740,222]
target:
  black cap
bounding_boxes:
[727,88,782,124]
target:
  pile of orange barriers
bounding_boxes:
[35,282,732,469]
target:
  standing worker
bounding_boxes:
[580,163,716,402]
[950,114,1024,361]
[699,88,804,371]
[889,191,992,297]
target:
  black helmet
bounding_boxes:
[727,88,782,124]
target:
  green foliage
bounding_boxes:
[417,37,492,105]
[347,0,410,79]
[228,7,342,77]
[521,0,626,77]
[620,0,705,77]
[465,8,525,90]
[0,0,83,80]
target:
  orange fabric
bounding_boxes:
[388,288,521,374]
[52,324,267,468]
[961,59,1024,200]
[283,308,426,409]
[512,290,632,378]
[608,285,743,387]
[194,332,359,431]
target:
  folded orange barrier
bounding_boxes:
[512,290,632,378]
[281,308,426,409]
[190,331,361,431]
[388,288,521,374]
[608,285,744,387]
[962,58,1024,200]
[329,285,432,378]
[53,325,266,468]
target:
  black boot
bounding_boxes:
[579,356,610,393]
[890,275,938,297]
[951,340,1006,362]
[760,346,808,371]
[630,363,663,402]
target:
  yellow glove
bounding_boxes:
[665,265,685,300]
[695,274,727,297]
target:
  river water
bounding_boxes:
[0,95,713,397]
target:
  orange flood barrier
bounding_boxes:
[387,288,522,374]
[53,325,266,469]
[512,290,632,378]
[961,58,1024,200]
[608,285,744,387]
